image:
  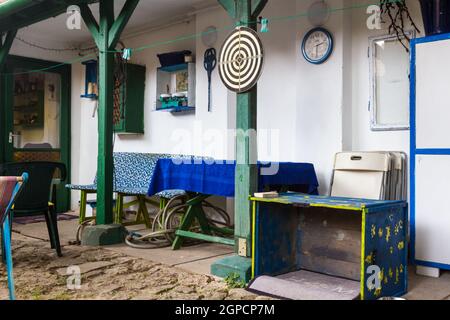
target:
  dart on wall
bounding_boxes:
[218,26,265,93]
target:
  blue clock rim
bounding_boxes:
[301,27,334,64]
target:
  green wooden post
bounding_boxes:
[0,30,17,164]
[212,0,267,282]
[96,0,115,225]
[220,0,266,254]
[80,0,139,227]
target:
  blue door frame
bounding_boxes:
[410,32,450,270]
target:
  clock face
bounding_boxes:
[302,27,333,64]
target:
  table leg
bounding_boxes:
[137,196,152,228]
[172,204,197,250]
[114,194,124,224]
[172,194,236,249]
[79,191,87,224]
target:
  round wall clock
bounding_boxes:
[301,27,333,64]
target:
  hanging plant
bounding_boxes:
[379,0,421,51]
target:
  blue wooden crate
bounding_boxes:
[251,193,408,300]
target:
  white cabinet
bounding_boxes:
[411,34,450,271]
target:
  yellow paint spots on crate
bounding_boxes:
[378,227,383,238]
[398,241,405,250]
[385,226,391,242]
[371,225,376,238]
[374,287,382,297]
[365,252,374,264]
[378,268,384,282]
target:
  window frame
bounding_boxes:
[368,31,415,131]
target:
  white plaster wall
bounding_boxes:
[7,0,425,210]
[351,0,422,152]
[350,0,423,201]
[294,0,347,194]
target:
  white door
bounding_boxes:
[415,155,450,265]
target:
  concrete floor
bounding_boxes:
[12,213,234,276]
[10,214,450,300]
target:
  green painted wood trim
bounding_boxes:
[0,30,17,69]
[79,190,88,224]
[137,195,151,228]
[209,225,234,235]
[0,0,35,19]
[251,0,268,19]
[108,0,140,49]
[172,204,196,250]
[219,0,267,257]
[58,62,72,212]
[1,55,72,212]
[218,0,267,24]
[234,90,258,256]
[95,0,115,225]
[80,0,140,225]
[79,4,100,47]
[218,0,236,20]
[175,230,235,246]
[0,1,98,32]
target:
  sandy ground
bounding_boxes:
[0,234,268,300]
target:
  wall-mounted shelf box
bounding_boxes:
[114,63,146,134]
[81,60,98,99]
[156,63,195,114]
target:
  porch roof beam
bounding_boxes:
[0,29,17,69]
[79,3,100,47]
[108,0,139,49]
[0,0,36,19]
[218,0,267,24]
[0,0,98,32]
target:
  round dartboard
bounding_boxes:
[218,26,264,93]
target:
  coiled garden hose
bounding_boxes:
[124,195,232,249]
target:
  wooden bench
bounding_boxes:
[66,152,185,227]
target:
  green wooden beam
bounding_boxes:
[108,0,139,49]
[218,0,236,20]
[175,230,235,246]
[79,3,100,47]
[0,1,98,33]
[0,0,35,19]
[218,0,267,24]
[251,0,268,19]
[0,30,17,69]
